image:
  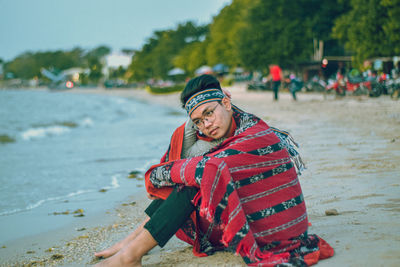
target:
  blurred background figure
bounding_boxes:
[269,64,283,101]
[288,73,303,101]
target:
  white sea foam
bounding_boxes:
[103,174,120,190]
[0,189,94,216]
[80,117,93,127]
[20,117,93,141]
[21,126,70,140]
[111,175,120,188]
[0,174,122,217]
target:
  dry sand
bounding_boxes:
[1,85,399,267]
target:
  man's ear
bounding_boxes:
[221,97,232,111]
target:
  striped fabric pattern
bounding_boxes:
[146,109,333,266]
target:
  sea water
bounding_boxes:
[0,89,186,243]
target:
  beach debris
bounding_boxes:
[99,188,108,193]
[51,254,64,260]
[59,121,78,128]
[51,210,70,215]
[325,209,339,216]
[50,208,84,217]
[76,227,86,231]
[26,250,36,254]
[77,235,89,239]
[73,208,85,217]
[46,247,55,252]
[73,208,84,214]
[106,224,120,230]
[1,245,6,248]
[26,260,44,266]
[122,201,136,206]
[0,134,16,144]
[128,170,141,179]
[167,111,184,116]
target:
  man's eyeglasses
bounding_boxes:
[192,102,219,129]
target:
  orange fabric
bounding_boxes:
[318,238,335,259]
[304,238,334,266]
[168,123,185,161]
[144,123,185,200]
[304,251,320,266]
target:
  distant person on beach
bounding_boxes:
[94,74,333,266]
[269,64,283,101]
[287,73,303,101]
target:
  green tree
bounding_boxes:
[108,66,127,80]
[128,21,208,81]
[306,0,349,56]
[237,0,314,70]
[84,45,111,83]
[173,41,208,75]
[206,0,255,67]
[332,0,400,66]
[381,0,400,55]
[5,52,38,79]
[129,37,159,81]
[4,48,84,80]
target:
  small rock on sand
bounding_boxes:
[325,209,339,216]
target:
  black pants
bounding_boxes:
[143,187,197,247]
[273,80,281,100]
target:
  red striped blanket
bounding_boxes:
[145,109,333,266]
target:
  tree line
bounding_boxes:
[1,0,399,83]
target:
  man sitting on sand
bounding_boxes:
[95,74,334,266]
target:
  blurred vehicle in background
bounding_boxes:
[386,77,400,100]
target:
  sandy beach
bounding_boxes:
[1,85,399,267]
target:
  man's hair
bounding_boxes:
[180,74,222,108]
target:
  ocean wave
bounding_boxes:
[80,117,93,127]
[0,189,94,216]
[20,117,94,141]
[21,126,71,140]
[102,174,120,190]
[0,174,121,216]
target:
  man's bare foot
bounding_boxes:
[95,217,150,259]
[94,249,142,267]
[94,241,124,259]
[95,228,156,267]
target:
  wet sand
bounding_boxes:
[1,85,399,266]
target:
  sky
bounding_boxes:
[0,0,231,61]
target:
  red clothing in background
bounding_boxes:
[270,65,282,81]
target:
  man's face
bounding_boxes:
[190,98,233,139]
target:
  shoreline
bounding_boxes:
[1,86,399,266]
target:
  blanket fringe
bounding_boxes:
[235,239,290,266]
[199,206,215,224]
[271,127,306,176]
